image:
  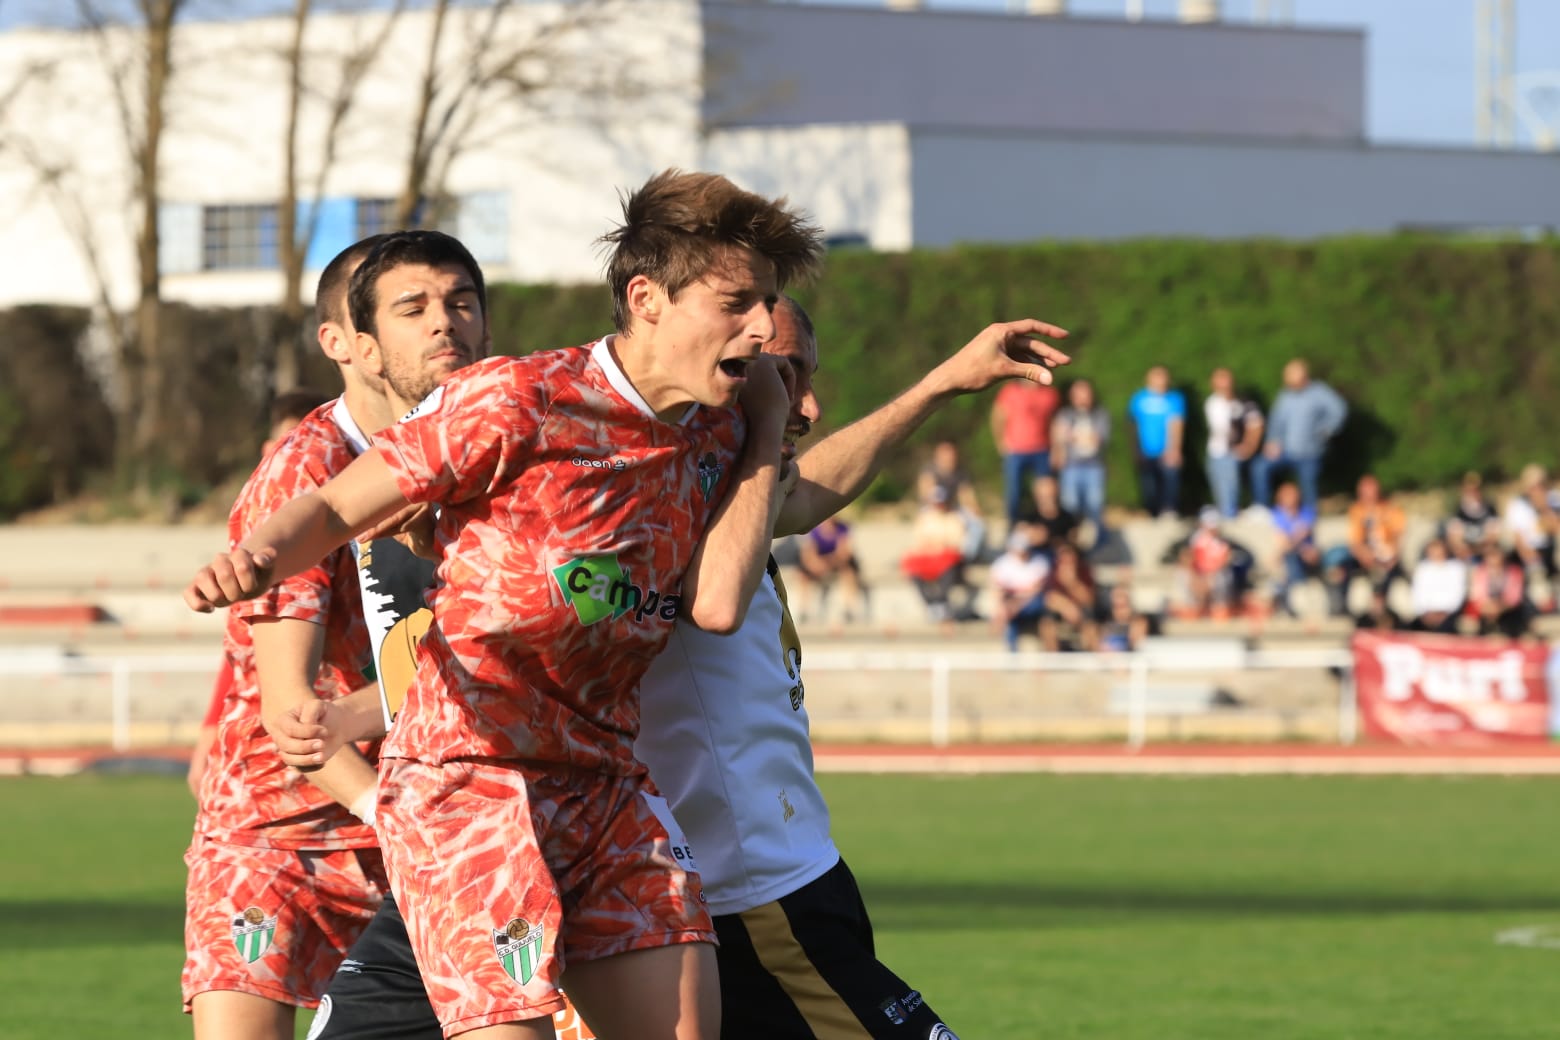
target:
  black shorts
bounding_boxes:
[714,857,958,1040]
[303,892,440,1040]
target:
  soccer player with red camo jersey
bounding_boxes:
[184,170,824,1040]
[183,231,489,1039]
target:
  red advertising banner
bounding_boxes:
[1352,631,1550,746]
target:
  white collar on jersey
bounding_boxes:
[590,336,699,427]
[330,396,372,455]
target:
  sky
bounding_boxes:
[3,0,1557,148]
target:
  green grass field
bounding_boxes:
[4,771,1560,1038]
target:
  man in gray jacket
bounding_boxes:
[1250,358,1347,510]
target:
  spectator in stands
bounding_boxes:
[1099,584,1150,653]
[1504,463,1560,583]
[1468,540,1533,639]
[1443,470,1500,562]
[1127,364,1185,519]
[1041,541,1099,651]
[795,514,869,624]
[1050,378,1110,528]
[1174,506,1237,620]
[1323,474,1408,618]
[1268,480,1321,618]
[1249,358,1347,510]
[918,439,987,562]
[989,524,1051,652]
[1018,474,1081,553]
[990,374,1061,530]
[1203,366,1264,519]
[1354,589,1404,632]
[901,486,978,626]
[1407,536,1467,634]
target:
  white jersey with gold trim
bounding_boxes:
[635,560,837,918]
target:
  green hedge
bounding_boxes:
[487,236,1560,509]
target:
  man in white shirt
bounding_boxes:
[1203,367,1263,519]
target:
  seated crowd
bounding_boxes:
[787,434,1556,648]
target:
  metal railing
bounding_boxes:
[0,645,1358,752]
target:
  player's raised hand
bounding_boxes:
[183,547,276,612]
[934,319,1071,394]
[268,697,344,770]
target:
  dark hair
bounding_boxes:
[346,230,487,338]
[270,387,331,427]
[599,169,825,333]
[315,234,390,328]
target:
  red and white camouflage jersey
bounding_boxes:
[195,400,378,851]
[374,340,744,773]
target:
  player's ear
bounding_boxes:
[625,274,663,326]
[356,330,386,376]
[317,322,351,364]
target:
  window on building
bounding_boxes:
[356,197,400,240]
[202,203,280,271]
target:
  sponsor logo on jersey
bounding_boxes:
[697,451,723,500]
[552,554,680,626]
[880,998,907,1025]
[779,788,796,822]
[902,990,924,1014]
[570,455,627,471]
[231,905,277,964]
[495,917,544,985]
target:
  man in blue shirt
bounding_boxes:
[1127,364,1185,518]
[1250,358,1348,509]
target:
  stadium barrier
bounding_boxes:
[0,645,1367,752]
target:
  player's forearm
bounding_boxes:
[332,683,393,743]
[238,493,358,586]
[777,372,953,537]
[299,742,379,816]
[238,453,410,586]
[681,417,786,635]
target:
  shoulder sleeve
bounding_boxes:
[373,357,542,506]
[230,421,350,623]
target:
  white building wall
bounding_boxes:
[0,2,703,310]
[702,123,913,251]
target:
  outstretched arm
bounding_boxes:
[184,451,410,612]
[776,319,1070,537]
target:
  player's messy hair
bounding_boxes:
[347,230,487,338]
[600,169,825,334]
[315,234,390,329]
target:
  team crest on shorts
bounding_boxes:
[697,452,722,501]
[928,1025,960,1039]
[231,905,277,964]
[495,917,544,984]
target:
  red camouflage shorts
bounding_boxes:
[181,837,387,1012]
[375,757,715,1036]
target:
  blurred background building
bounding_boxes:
[0,0,1555,311]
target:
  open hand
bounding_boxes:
[935,319,1071,394]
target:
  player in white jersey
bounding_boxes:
[636,299,1068,1039]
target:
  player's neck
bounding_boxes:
[608,331,697,423]
[341,382,396,438]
